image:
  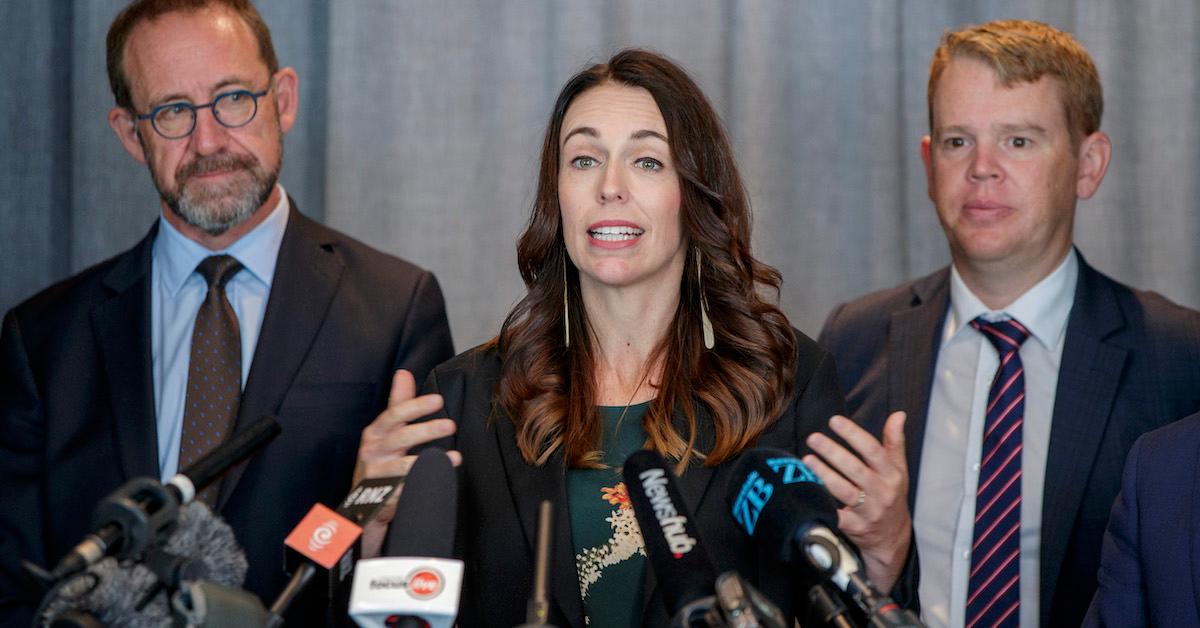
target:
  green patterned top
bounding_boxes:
[567,402,651,628]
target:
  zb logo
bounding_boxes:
[766,457,822,485]
[732,456,822,534]
[731,470,774,534]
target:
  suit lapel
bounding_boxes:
[492,408,584,628]
[888,269,950,505]
[92,227,159,482]
[217,205,344,508]
[1038,258,1127,626]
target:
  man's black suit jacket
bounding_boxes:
[818,252,1200,627]
[422,333,918,628]
[0,204,455,623]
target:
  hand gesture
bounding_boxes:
[354,369,461,557]
[803,411,910,591]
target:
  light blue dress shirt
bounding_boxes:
[915,249,1078,628]
[151,188,289,481]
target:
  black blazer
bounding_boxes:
[0,204,455,623]
[424,332,912,628]
[818,252,1200,627]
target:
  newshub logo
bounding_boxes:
[638,468,698,557]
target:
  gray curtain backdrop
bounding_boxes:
[3,1,1198,350]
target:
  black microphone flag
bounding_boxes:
[621,449,718,620]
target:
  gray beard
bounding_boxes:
[158,152,278,237]
[140,121,284,237]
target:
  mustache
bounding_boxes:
[176,153,259,181]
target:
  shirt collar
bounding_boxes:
[153,185,290,296]
[945,248,1078,352]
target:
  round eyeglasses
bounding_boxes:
[135,87,270,139]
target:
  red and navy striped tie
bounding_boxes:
[966,317,1029,628]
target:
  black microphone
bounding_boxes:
[38,501,252,627]
[620,450,788,628]
[384,447,457,559]
[727,448,923,628]
[47,415,282,581]
[622,450,718,626]
[167,413,283,503]
[349,448,463,628]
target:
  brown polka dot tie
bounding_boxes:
[179,254,244,505]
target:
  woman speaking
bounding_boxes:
[356,49,914,627]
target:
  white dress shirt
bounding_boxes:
[150,188,289,481]
[914,250,1078,628]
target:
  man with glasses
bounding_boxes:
[0,0,454,622]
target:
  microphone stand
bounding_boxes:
[807,583,853,628]
[515,500,559,628]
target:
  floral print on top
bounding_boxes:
[567,402,651,628]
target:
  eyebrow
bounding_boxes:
[935,123,1050,138]
[149,77,254,107]
[995,122,1048,136]
[561,126,598,145]
[561,126,669,145]
[934,125,972,138]
[630,129,668,143]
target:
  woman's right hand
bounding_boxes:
[354,369,461,558]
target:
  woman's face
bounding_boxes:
[558,82,686,297]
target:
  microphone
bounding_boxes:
[47,415,282,581]
[622,450,787,628]
[38,501,252,627]
[268,470,408,625]
[621,450,718,626]
[270,503,364,625]
[711,571,787,628]
[513,500,557,627]
[383,448,458,559]
[727,448,923,627]
[170,580,269,627]
[349,448,463,628]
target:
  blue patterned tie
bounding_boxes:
[179,255,243,505]
[966,317,1029,628]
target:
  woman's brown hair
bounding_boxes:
[495,48,797,470]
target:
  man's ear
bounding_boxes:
[1076,130,1112,200]
[920,135,935,200]
[271,67,299,135]
[108,106,148,164]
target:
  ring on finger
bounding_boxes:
[853,489,866,508]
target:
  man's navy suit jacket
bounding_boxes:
[818,253,1200,627]
[0,204,455,623]
[1085,411,1200,627]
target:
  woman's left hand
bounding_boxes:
[802,411,911,592]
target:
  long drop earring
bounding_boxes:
[698,254,715,350]
[563,264,570,348]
